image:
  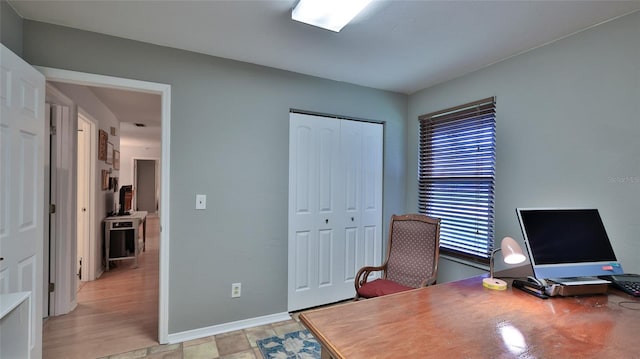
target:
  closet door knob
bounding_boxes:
[325,219,329,224]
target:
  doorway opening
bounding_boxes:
[38,67,171,349]
[134,159,159,214]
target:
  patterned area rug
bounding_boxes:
[257,329,320,359]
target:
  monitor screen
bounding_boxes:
[118,185,133,215]
[516,208,623,279]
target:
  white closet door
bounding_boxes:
[288,113,382,311]
[341,120,383,285]
[288,113,341,311]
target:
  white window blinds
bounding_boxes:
[418,97,496,263]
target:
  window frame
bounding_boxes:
[418,97,497,264]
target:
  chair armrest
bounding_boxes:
[420,275,437,287]
[355,265,386,291]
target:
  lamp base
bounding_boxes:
[483,277,507,290]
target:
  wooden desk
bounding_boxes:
[299,275,640,358]
[0,292,30,359]
[104,211,147,271]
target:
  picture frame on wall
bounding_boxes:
[106,142,114,164]
[101,170,109,190]
[113,150,120,170]
[98,129,108,160]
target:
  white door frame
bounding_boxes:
[36,66,171,344]
[44,103,53,317]
[76,110,97,282]
[52,102,78,315]
[45,84,78,316]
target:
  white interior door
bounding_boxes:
[288,113,383,311]
[49,103,77,315]
[0,43,45,359]
[76,110,96,282]
[77,115,90,283]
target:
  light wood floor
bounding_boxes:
[43,215,161,359]
[42,214,343,358]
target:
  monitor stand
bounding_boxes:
[548,276,610,286]
[545,277,609,297]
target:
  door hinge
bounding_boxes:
[50,117,57,135]
[49,282,55,293]
[49,204,56,214]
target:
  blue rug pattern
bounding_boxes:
[257,329,320,359]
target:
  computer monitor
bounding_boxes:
[118,185,133,215]
[516,208,624,279]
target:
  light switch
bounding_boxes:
[195,194,207,210]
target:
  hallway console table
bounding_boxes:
[104,211,148,271]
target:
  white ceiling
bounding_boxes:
[88,86,162,147]
[13,0,640,145]
[11,0,640,94]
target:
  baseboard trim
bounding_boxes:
[167,312,292,344]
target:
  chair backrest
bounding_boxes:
[385,214,441,288]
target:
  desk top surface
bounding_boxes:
[0,292,30,319]
[299,275,640,359]
[104,211,148,221]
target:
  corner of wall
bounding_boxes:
[1,0,24,57]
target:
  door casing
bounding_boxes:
[36,66,172,344]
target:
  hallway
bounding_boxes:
[41,213,307,359]
[43,215,160,358]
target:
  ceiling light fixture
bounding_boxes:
[292,0,373,32]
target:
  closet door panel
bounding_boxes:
[288,113,382,311]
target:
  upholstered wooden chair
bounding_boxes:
[354,214,441,299]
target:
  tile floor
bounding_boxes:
[100,317,306,359]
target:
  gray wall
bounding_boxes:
[19,7,637,336]
[22,21,407,333]
[0,0,23,56]
[409,11,640,280]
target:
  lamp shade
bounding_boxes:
[483,236,527,290]
[500,236,526,265]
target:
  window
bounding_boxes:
[418,97,496,263]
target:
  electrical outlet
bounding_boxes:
[231,282,241,298]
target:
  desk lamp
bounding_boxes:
[483,236,527,290]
